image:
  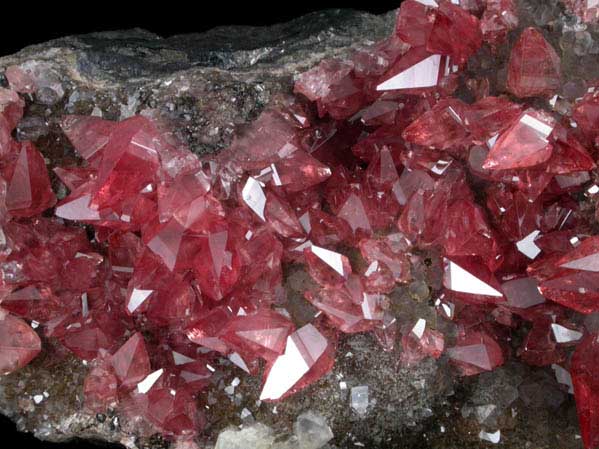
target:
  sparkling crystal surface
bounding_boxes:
[3,3,599,445]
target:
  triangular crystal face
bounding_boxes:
[506,27,561,98]
[443,257,503,298]
[146,220,184,271]
[259,324,329,401]
[337,194,371,234]
[558,237,599,272]
[377,54,444,91]
[6,144,31,210]
[110,332,151,389]
[560,253,599,272]
[61,115,114,160]
[447,344,493,370]
[483,110,556,170]
[137,368,164,394]
[6,143,56,217]
[127,288,154,313]
[446,330,504,375]
[310,245,349,277]
[242,177,267,220]
[235,327,289,350]
[56,193,101,221]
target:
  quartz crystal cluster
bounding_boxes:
[3,0,599,447]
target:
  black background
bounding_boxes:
[0,1,401,448]
[0,2,399,56]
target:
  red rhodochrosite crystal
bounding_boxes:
[537,236,599,314]
[304,287,377,333]
[61,115,114,160]
[402,99,470,150]
[426,1,482,65]
[483,109,556,170]
[5,1,599,444]
[506,28,561,98]
[446,327,504,376]
[400,319,445,367]
[5,142,56,217]
[395,1,436,47]
[294,59,364,120]
[4,66,36,94]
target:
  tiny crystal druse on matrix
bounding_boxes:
[3,0,599,447]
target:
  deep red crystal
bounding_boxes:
[506,28,561,98]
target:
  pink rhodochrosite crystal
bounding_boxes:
[400,319,445,367]
[111,332,152,390]
[0,313,42,374]
[83,355,119,412]
[219,309,295,362]
[259,323,335,401]
[4,1,599,445]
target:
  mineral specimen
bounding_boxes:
[2,0,599,448]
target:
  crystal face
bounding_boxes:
[506,28,561,98]
[0,314,41,374]
[1,1,599,446]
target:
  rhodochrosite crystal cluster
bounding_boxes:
[4,0,599,446]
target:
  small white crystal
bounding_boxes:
[240,408,252,420]
[172,351,195,366]
[215,424,275,449]
[294,410,334,449]
[242,177,267,221]
[516,230,542,260]
[228,352,251,374]
[351,386,369,416]
[552,364,574,394]
[411,319,426,339]
[551,323,583,343]
[479,430,501,444]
